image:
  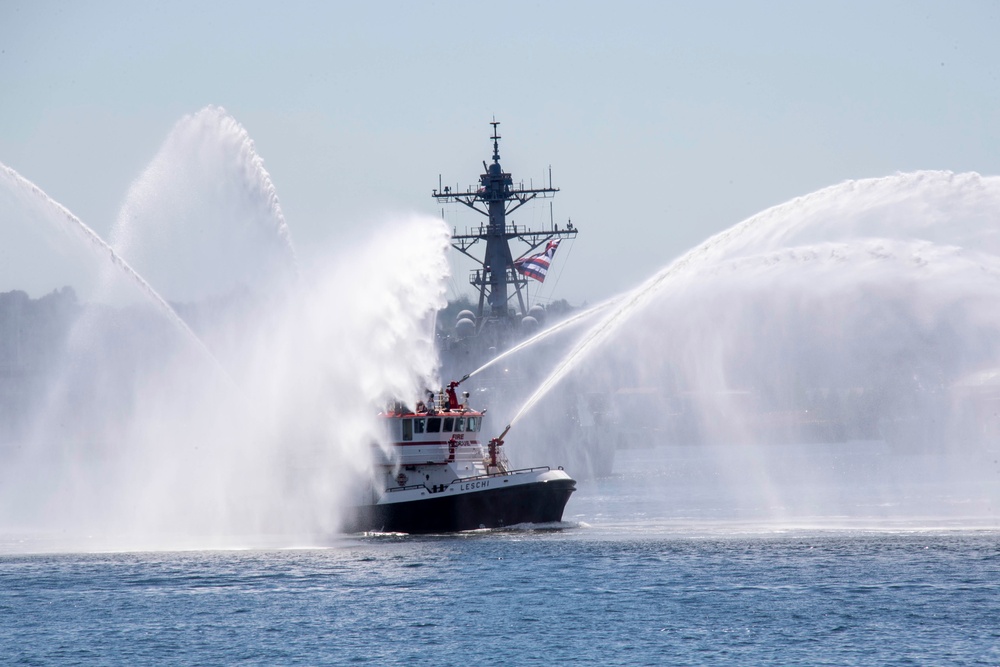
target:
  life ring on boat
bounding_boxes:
[396,473,408,487]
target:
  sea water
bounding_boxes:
[2,447,998,667]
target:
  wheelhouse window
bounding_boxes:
[455,417,465,432]
[442,417,454,432]
[414,418,426,434]
[427,417,442,433]
[466,416,480,432]
[402,419,413,441]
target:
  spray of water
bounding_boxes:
[463,298,616,383]
[508,171,1000,523]
[0,112,450,550]
[0,162,216,362]
[112,105,299,303]
[514,171,1000,428]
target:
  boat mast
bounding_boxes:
[433,120,578,331]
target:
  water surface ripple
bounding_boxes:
[2,530,998,666]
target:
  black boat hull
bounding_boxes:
[345,478,576,534]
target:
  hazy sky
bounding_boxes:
[2,0,999,305]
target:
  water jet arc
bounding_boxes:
[1,162,228,377]
[461,298,617,382]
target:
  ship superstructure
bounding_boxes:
[433,121,578,336]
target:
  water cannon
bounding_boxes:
[487,423,512,472]
[493,423,512,446]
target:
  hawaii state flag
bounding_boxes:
[514,239,561,283]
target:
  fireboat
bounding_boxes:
[343,122,583,533]
[343,380,576,533]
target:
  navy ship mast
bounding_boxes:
[433,120,578,332]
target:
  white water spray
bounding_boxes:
[113,105,299,303]
[0,162,215,360]
[0,111,450,549]
[514,171,1000,429]
[509,171,1000,522]
[462,298,616,384]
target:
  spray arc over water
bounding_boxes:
[0,163,210,355]
[460,299,615,384]
[0,109,450,550]
[508,171,1000,524]
[518,171,1000,425]
[113,105,299,303]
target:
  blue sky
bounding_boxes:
[2,0,999,304]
